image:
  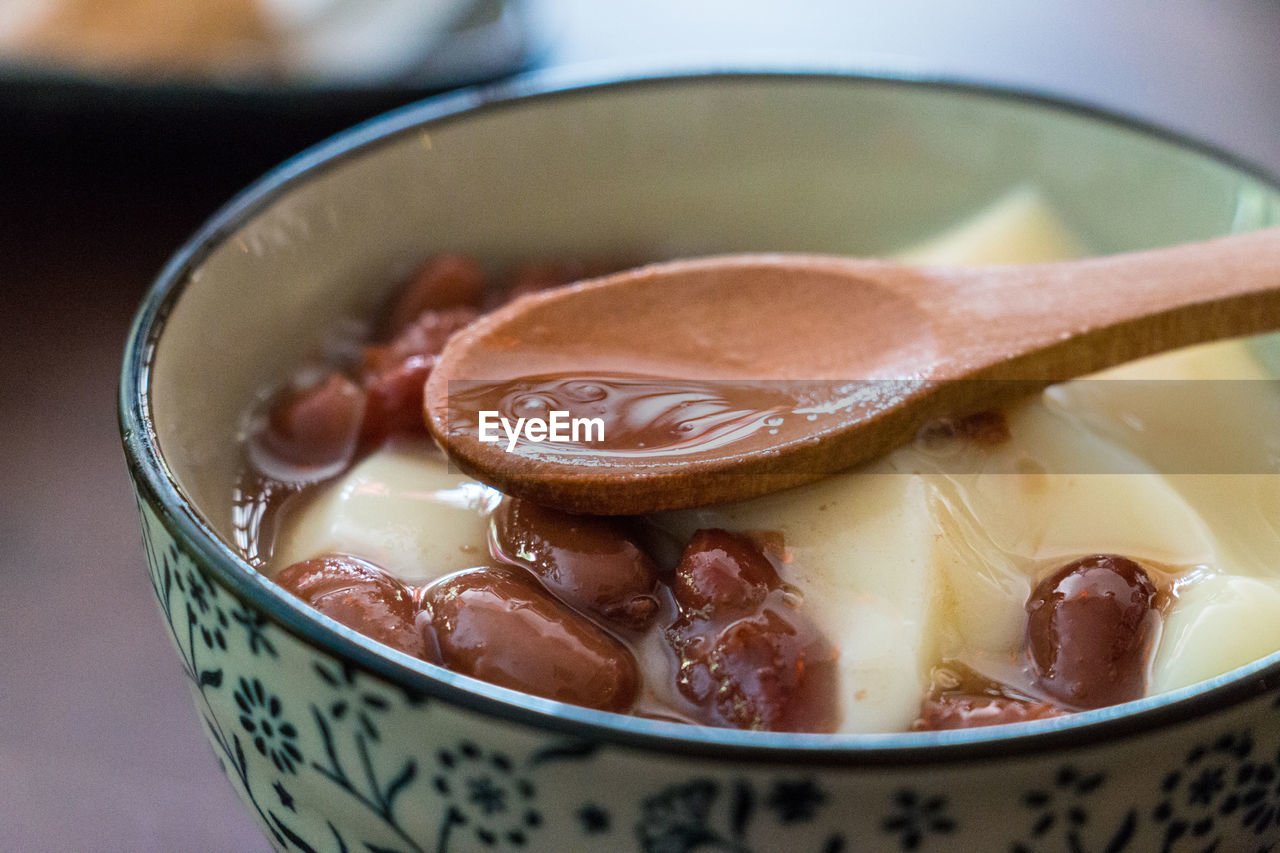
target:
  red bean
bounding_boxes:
[275,555,428,660]
[672,529,782,617]
[362,306,480,376]
[359,307,480,443]
[663,528,836,731]
[1025,554,1159,709]
[360,355,433,445]
[672,608,838,732]
[491,498,660,630]
[917,409,1011,447]
[254,373,365,472]
[423,567,639,713]
[385,254,485,336]
[915,693,1066,731]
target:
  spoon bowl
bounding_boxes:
[426,228,1280,513]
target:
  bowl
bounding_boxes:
[121,69,1280,851]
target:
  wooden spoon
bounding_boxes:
[424,227,1280,514]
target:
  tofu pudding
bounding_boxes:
[234,190,1280,734]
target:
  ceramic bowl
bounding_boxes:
[121,70,1280,851]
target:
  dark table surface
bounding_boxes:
[3,1,1278,849]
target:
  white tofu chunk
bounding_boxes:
[1151,574,1280,693]
[276,442,499,583]
[895,186,1087,266]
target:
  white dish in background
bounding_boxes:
[0,0,533,89]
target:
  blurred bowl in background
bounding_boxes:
[0,0,523,85]
[0,0,539,192]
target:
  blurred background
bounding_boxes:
[1,0,1278,849]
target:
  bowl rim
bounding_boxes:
[121,64,1280,766]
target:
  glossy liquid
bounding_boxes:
[443,372,933,463]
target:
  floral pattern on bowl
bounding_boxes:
[135,495,1280,851]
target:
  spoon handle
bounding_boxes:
[936,225,1280,382]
